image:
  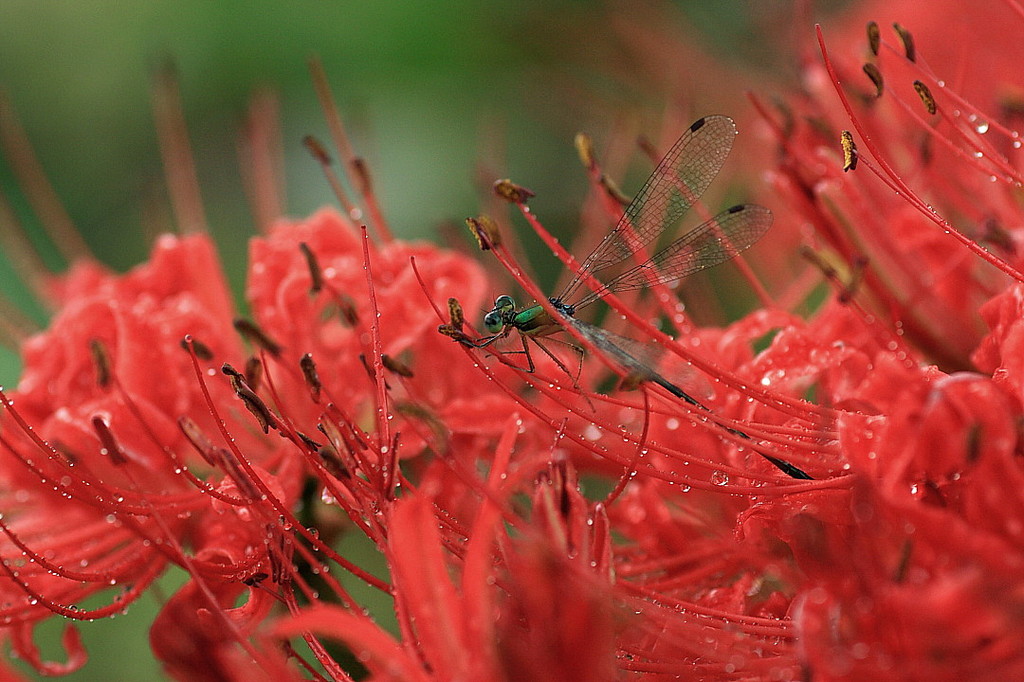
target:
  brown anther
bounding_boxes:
[913,80,937,115]
[351,156,373,194]
[91,416,127,466]
[893,23,916,62]
[866,21,880,56]
[244,355,264,392]
[599,174,631,206]
[222,363,278,434]
[181,336,214,361]
[302,135,332,165]
[465,215,501,251]
[220,449,261,499]
[334,294,359,327]
[841,130,859,172]
[88,338,111,388]
[296,430,322,453]
[437,324,474,345]
[381,354,413,378]
[358,354,381,385]
[862,63,884,98]
[492,178,535,204]
[298,242,324,294]
[839,256,868,304]
[800,245,838,279]
[317,443,350,479]
[300,353,322,403]
[221,362,243,380]
[447,297,465,331]
[178,416,220,467]
[233,318,283,357]
[574,132,595,170]
[242,572,269,587]
[801,246,865,304]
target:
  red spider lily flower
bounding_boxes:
[0,233,291,671]
[8,6,1024,682]
[740,4,1024,679]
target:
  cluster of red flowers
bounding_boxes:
[1,4,1023,681]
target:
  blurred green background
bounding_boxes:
[0,1,827,679]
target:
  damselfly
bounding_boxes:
[471,115,809,479]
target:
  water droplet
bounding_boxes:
[711,471,729,486]
[975,121,990,134]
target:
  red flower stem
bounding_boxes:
[507,204,834,422]
[459,413,518,666]
[625,583,793,635]
[815,24,1024,284]
[877,37,1022,143]
[184,337,392,593]
[255,353,381,535]
[871,63,1024,189]
[239,91,284,233]
[482,228,840,475]
[151,65,207,235]
[119,471,268,665]
[308,58,393,242]
[0,93,90,264]
[0,554,164,622]
[280,589,358,682]
[413,263,835,493]
[109,374,252,505]
[602,389,651,506]
[0,390,184,515]
[320,402,387,498]
[754,94,981,367]
[0,515,150,584]
[359,226,397,498]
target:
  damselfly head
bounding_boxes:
[484,295,517,333]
